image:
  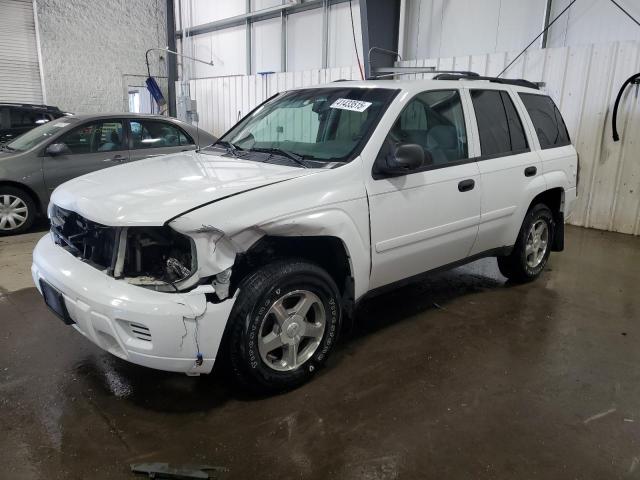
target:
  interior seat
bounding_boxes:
[425,125,458,164]
[98,130,121,152]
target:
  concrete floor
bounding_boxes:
[1,225,639,479]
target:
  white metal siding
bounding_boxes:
[401,0,640,60]
[0,0,43,103]
[189,41,640,235]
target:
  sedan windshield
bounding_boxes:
[5,117,78,152]
[214,87,398,164]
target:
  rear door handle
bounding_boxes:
[524,166,537,177]
[458,179,475,192]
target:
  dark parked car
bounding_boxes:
[0,103,69,143]
[0,113,217,235]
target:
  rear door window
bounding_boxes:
[518,93,570,149]
[130,120,193,149]
[470,89,529,157]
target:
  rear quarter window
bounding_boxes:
[519,93,571,149]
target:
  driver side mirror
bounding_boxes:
[377,143,429,176]
[46,143,70,156]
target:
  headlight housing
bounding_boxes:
[115,226,198,292]
[50,205,198,292]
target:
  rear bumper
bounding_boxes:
[32,234,236,374]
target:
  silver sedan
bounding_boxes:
[0,113,216,235]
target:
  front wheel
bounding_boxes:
[0,186,36,236]
[497,204,554,282]
[225,259,342,393]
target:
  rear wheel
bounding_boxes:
[225,259,341,393]
[0,186,36,236]
[498,204,554,282]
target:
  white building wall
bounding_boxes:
[35,0,167,113]
[402,0,547,59]
[176,0,363,77]
[287,8,323,71]
[328,1,362,68]
[402,0,640,60]
[252,17,282,73]
[547,0,640,47]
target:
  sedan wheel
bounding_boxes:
[0,189,35,235]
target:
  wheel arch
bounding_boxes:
[230,234,357,318]
[527,187,565,251]
[0,180,42,214]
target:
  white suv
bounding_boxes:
[32,78,578,391]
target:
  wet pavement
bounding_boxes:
[1,225,640,479]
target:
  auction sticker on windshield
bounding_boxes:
[330,98,372,113]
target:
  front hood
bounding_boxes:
[51,150,316,226]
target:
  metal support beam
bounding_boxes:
[397,0,407,59]
[541,0,553,49]
[246,0,252,74]
[166,0,177,117]
[360,0,401,79]
[281,10,287,71]
[321,0,329,68]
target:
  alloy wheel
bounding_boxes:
[525,219,549,268]
[258,289,326,372]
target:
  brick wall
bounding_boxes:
[35,0,167,114]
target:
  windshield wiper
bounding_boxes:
[0,144,15,152]
[212,140,242,158]
[249,147,309,169]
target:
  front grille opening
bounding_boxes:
[120,226,196,290]
[51,205,117,271]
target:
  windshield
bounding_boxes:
[214,87,398,164]
[5,117,78,152]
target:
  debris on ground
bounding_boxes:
[130,463,228,479]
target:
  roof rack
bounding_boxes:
[368,66,542,90]
[432,73,541,90]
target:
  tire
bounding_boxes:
[0,186,36,236]
[224,259,342,393]
[497,204,554,283]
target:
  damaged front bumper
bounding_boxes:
[32,234,237,374]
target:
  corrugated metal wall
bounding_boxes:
[190,40,640,235]
[189,65,362,137]
[0,0,44,103]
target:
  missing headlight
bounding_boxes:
[116,226,197,291]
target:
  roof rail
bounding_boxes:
[432,73,541,90]
[370,67,480,79]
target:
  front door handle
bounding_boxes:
[104,154,125,163]
[524,166,537,177]
[458,179,475,192]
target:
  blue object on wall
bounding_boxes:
[146,77,167,107]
